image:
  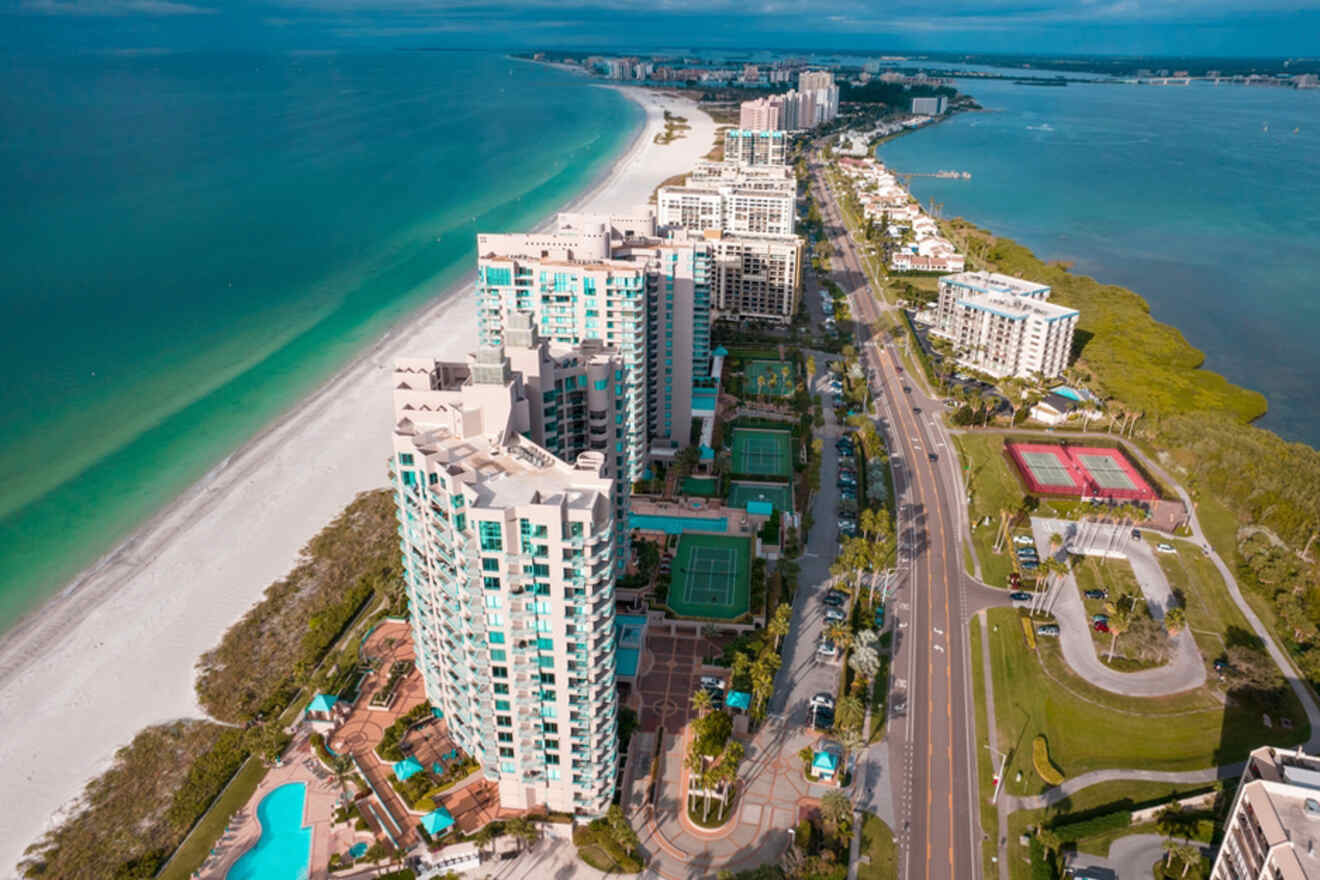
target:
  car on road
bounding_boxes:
[927,452,938,462]
[825,608,847,623]
[903,385,912,393]
[817,638,838,658]
[1036,624,1061,637]
[1131,528,1142,540]
[1094,621,1110,634]
[822,590,847,607]
[1009,591,1033,601]
[912,407,922,414]
[1013,535,1035,546]
[1157,543,1177,554]
[810,693,835,710]
[1083,589,1108,600]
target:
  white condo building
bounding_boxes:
[911,96,948,115]
[656,180,796,237]
[391,344,620,815]
[724,129,788,165]
[476,210,715,460]
[930,272,1078,379]
[1212,746,1320,880]
[705,230,803,322]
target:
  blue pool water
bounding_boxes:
[614,614,647,678]
[226,783,311,880]
[348,842,368,859]
[629,514,728,535]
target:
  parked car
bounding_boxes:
[943,399,957,409]
[1010,591,1033,602]
[1013,535,1035,546]
[1021,562,1039,571]
[699,676,726,691]
[1092,613,1109,624]
[812,707,835,730]
[1093,621,1110,634]
[825,608,847,623]
[1157,543,1177,554]
[1036,624,1061,637]
[874,607,885,628]
[817,638,838,658]
[840,487,858,500]
[835,439,854,452]
[1131,528,1142,540]
[823,590,847,607]
[810,692,835,710]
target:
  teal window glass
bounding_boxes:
[489,631,505,645]
[479,521,503,551]
[482,558,500,572]
[398,453,414,466]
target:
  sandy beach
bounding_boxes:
[0,83,715,877]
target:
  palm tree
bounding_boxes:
[820,790,853,836]
[329,753,355,799]
[750,662,774,718]
[1163,606,1187,637]
[835,695,864,732]
[505,816,536,853]
[826,622,853,652]
[1104,602,1133,661]
[768,604,791,652]
[1175,843,1200,876]
[690,687,713,719]
[730,651,752,689]
[473,823,497,861]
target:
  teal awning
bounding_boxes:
[726,691,751,710]
[394,756,424,781]
[431,707,444,719]
[713,346,729,357]
[307,694,338,714]
[747,500,774,517]
[699,444,715,461]
[421,807,454,835]
[813,751,839,774]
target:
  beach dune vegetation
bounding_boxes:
[195,489,404,724]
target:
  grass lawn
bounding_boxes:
[157,757,268,880]
[1003,778,1221,875]
[969,617,999,880]
[984,605,1303,800]
[857,813,898,880]
[1072,557,1162,668]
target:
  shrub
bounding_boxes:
[1032,735,1064,786]
[1021,616,1037,650]
[1048,809,1132,842]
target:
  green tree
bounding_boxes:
[1104,601,1134,661]
[835,695,864,732]
[690,687,713,719]
[768,603,792,652]
[819,790,853,838]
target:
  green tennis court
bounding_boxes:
[731,427,793,477]
[728,482,793,513]
[667,534,752,620]
[746,359,796,398]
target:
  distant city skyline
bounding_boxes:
[4,0,1320,56]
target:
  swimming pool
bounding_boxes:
[629,513,728,535]
[226,783,312,880]
[614,614,647,678]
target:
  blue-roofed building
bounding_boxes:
[726,691,752,711]
[421,806,454,836]
[394,756,424,782]
[812,749,840,780]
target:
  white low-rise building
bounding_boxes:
[1211,746,1320,880]
[931,272,1078,379]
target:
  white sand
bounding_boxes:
[0,84,715,877]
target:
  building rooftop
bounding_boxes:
[942,271,1051,299]
[961,292,1078,322]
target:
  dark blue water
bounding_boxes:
[879,78,1320,444]
[0,51,641,628]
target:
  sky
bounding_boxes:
[3,0,1320,56]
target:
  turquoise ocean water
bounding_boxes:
[878,78,1320,446]
[0,51,641,630]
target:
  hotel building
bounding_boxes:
[705,231,803,323]
[910,96,948,116]
[1211,746,1320,879]
[391,344,620,815]
[931,272,1078,379]
[723,129,789,166]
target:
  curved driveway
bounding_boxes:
[1029,517,1206,696]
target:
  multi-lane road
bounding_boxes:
[807,153,1003,880]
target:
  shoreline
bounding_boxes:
[0,82,716,877]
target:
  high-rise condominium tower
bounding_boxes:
[391,341,620,815]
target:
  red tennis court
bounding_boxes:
[1006,441,1156,502]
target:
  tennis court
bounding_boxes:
[731,427,793,478]
[1018,450,1079,488]
[728,481,793,513]
[1077,454,1138,491]
[745,359,796,398]
[667,533,752,620]
[681,476,721,498]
